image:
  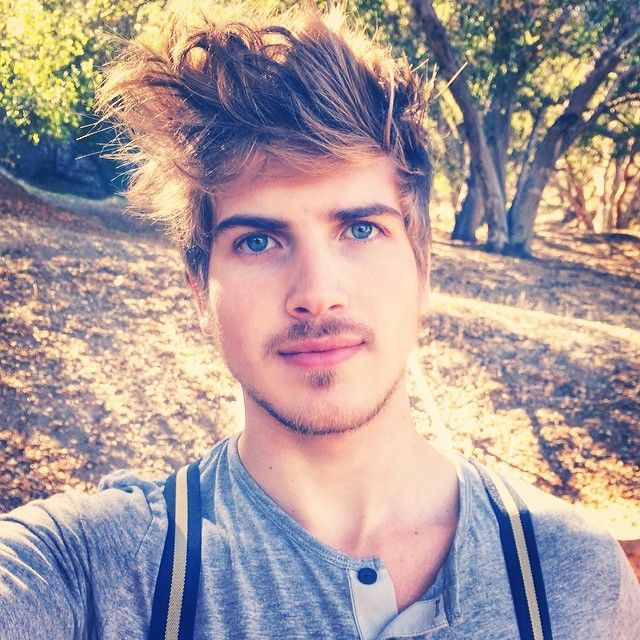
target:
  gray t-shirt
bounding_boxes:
[1,433,638,639]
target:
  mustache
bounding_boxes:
[264,318,375,356]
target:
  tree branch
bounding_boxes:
[578,65,640,139]
[411,0,508,249]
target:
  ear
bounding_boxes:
[185,269,213,336]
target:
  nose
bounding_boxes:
[285,243,348,319]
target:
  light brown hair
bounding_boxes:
[96,0,432,289]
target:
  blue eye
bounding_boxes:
[348,222,374,240]
[239,234,273,253]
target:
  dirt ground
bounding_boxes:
[1,172,639,573]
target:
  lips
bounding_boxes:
[277,336,365,368]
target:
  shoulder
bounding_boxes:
[0,436,232,566]
[457,456,619,563]
[0,467,168,571]
[0,468,167,636]
[458,456,640,634]
[510,477,640,636]
[506,476,621,574]
[0,437,236,638]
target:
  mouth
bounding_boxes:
[277,337,365,368]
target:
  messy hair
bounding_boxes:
[96,0,432,289]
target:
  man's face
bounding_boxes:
[196,156,429,436]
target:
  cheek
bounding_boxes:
[368,248,422,335]
[370,242,421,297]
[208,277,268,357]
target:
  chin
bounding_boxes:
[287,369,338,390]
[244,371,402,437]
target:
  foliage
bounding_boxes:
[352,0,426,62]
[0,0,162,145]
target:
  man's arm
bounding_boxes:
[609,545,640,639]
[0,494,95,640]
[0,478,159,640]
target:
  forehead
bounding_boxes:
[213,157,401,223]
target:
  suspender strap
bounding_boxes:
[149,462,202,640]
[472,461,553,640]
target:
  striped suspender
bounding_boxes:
[148,459,552,640]
[149,462,202,640]
[472,461,553,640]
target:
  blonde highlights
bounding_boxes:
[96,1,432,287]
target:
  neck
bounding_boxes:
[236,382,457,556]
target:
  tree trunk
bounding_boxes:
[565,160,595,231]
[411,0,508,252]
[615,154,640,228]
[507,26,640,254]
[617,188,640,229]
[507,163,553,255]
[452,164,484,241]
[602,153,620,231]
[450,138,469,213]
[485,96,511,200]
[463,114,508,251]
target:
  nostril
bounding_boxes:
[286,285,348,318]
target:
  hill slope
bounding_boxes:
[1,173,639,568]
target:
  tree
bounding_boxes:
[0,0,162,150]
[410,0,640,255]
[550,131,640,232]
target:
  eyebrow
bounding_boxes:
[211,204,402,238]
[212,214,290,238]
[333,204,402,224]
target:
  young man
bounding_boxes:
[1,2,638,639]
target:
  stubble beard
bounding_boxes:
[241,367,404,437]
